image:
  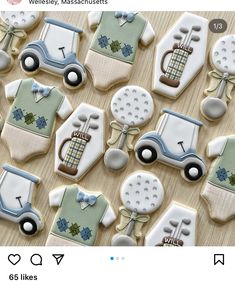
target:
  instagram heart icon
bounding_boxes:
[8,254,21,265]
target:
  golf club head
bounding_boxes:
[192,25,201,32]
[182,218,191,225]
[181,229,190,236]
[72,121,81,127]
[169,220,179,227]
[163,227,173,233]
[78,114,87,122]
[180,27,189,33]
[89,123,99,130]
[90,113,99,119]
[191,35,200,42]
[174,34,183,40]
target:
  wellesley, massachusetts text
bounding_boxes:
[28,0,108,4]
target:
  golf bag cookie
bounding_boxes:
[152,12,208,99]
[1,78,73,162]
[201,136,235,222]
[145,201,197,246]
[19,17,87,89]
[0,164,43,236]
[46,185,116,246]
[0,11,42,73]
[55,103,105,181]
[135,109,207,182]
[85,11,155,91]
[104,86,154,171]
[200,35,235,121]
[111,171,164,246]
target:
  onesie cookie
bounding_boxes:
[55,103,105,181]
[111,171,164,246]
[46,184,116,246]
[135,109,207,182]
[19,17,87,89]
[1,78,73,162]
[0,163,43,236]
[104,86,154,171]
[201,136,235,222]
[145,201,197,246]
[85,11,155,91]
[200,35,235,121]
[0,11,42,73]
[152,12,208,99]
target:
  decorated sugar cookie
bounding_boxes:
[46,185,116,246]
[55,103,105,181]
[201,135,235,222]
[1,78,73,162]
[104,86,154,171]
[135,109,207,182]
[111,171,164,246]
[0,164,43,236]
[85,11,155,91]
[152,12,208,99]
[0,11,42,73]
[145,201,197,246]
[19,17,87,89]
[200,35,235,121]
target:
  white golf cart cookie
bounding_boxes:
[111,171,164,246]
[46,184,116,246]
[0,11,42,73]
[1,78,73,162]
[145,201,197,246]
[200,35,235,121]
[135,109,207,182]
[0,164,43,236]
[152,12,208,99]
[19,17,87,90]
[104,86,154,171]
[201,135,235,222]
[55,103,105,181]
[85,11,155,91]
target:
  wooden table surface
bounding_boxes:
[0,11,235,246]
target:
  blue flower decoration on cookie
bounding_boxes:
[121,44,133,57]
[12,107,24,121]
[57,218,69,232]
[216,167,229,181]
[98,35,110,49]
[80,227,92,241]
[36,116,47,129]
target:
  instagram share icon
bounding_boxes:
[7,0,22,4]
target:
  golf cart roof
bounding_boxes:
[162,109,203,127]
[45,17,83,34]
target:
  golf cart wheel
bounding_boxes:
[64,67,82,87]
[21,52,39,72]
[184,163,203,181]
[19,218,38,236]
[137,145,157,164]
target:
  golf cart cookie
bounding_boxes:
[85,11,155,91]
[111,171,164,246]
[0,164,43,236]
[104,86,154,171]
[201,135,235,222]
[55,103,105,181]
[1,78,73,162]
[135,109,207,182]
[0,11,42,73]
[145,201,197,246]
[46,184,116,246]
[152,12,208,99]
[19,17,87,89]
[200,35,235,121]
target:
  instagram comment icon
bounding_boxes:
[7,0,22,5]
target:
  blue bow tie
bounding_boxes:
[32,82,51,97]
[76,191,97,206]
[115,11,136,23]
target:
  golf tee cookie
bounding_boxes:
[85,11,155,91]
[111,171,164,246]
[200,35,235,121]
[152,12,208,99]
[55,103,105,181]
[104,86,154,171]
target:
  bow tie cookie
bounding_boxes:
[0,163,43,236]
[1,78,73,162]
[0,11,42,73]
[111,171,164,246]
[104,86,154,171]
[46,185,116,246]
[85,11,155,91]
[152,12,208,99]
[200,35,235,121]
[19,17,87,90]
[145,201,197,246]
[135,109,207,182]
[55,103,105,181]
